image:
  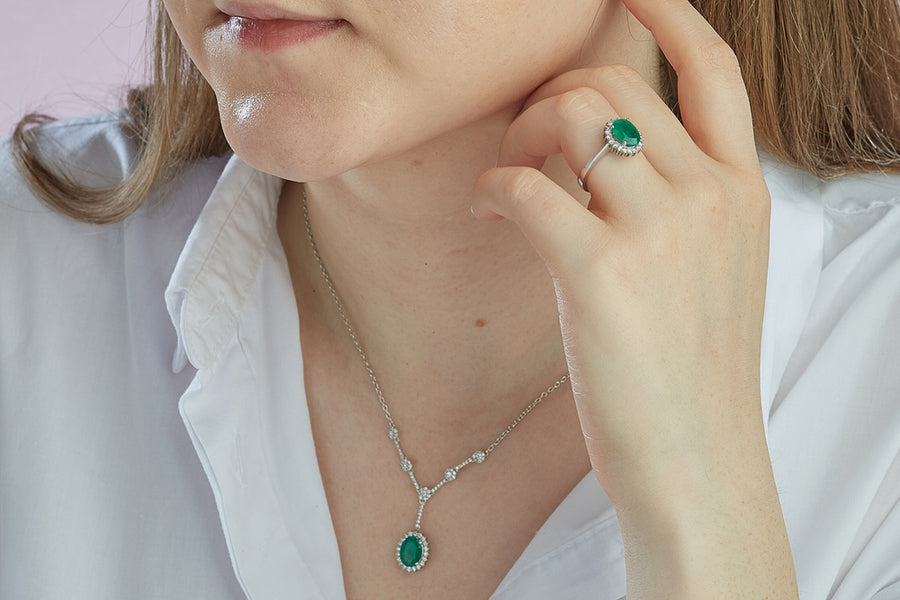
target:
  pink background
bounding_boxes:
[0,0,151,136]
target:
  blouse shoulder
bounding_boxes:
[0,111,230,352]
[0,111,140,214]
[0,110,231,223]
[759,150,900,214]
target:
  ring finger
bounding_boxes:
[498,85,667,217]
[524,66,704,180]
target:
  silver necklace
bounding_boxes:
[301,190,569,572]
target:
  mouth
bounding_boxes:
[216,0,337,21]
[215,1,346,53]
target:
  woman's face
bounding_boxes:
[164,0,616,181]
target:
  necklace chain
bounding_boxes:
[301,189,569,569]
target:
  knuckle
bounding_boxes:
[553,87,606,124]
[595,63,644,89]
[697,39,742,78]
[698,173,730,200]
[501,167,545,203]
[685,171,771,230]
[685,174,731,218]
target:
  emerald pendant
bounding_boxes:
[396,531,429,572]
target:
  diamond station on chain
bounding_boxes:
[444,468,457,481]
[418,487,433,502]
[388,427,399,441]
[472,451,486,463]
[401,458,413,472]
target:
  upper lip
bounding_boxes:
[216,0,337,21]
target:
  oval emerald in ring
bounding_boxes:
[605,118,643,156]
[611,118,641,146]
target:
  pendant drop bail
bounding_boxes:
[415,497,426,531]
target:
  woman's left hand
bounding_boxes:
[471,0,797,597]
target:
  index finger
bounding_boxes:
[622,0,758,170]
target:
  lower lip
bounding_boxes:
[225,16,344,54]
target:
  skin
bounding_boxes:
[164,0,800,597]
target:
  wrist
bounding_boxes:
[609,440,798,600]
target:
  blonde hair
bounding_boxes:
[12,0,229,224]
[13,0,900,224]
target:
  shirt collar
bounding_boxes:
[165,154,284,372]
[165,151,828,408]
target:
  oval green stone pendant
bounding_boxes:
[396,531,429,572]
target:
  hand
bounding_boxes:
[470,0,797,597]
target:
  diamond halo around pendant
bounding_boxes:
[397,531,429,572]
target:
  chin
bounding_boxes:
[215,91,382,182]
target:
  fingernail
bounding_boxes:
[470,203,505,222]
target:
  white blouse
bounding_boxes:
[1,113,899,600]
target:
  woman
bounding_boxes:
[2,0,899,597]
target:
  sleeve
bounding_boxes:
[873,583,900,600]
[764,164,900,600]
[814,178,900,600]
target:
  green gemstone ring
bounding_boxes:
[577,118,643,190]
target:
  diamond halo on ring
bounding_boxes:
[577,118,643,190]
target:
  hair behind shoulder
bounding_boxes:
[660,0,900,178]
[11,0,229,225]
[13,0,900,224]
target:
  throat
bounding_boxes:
[277,177,570,430]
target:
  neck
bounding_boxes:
[279,108,575,419]
[277,3,660,420]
